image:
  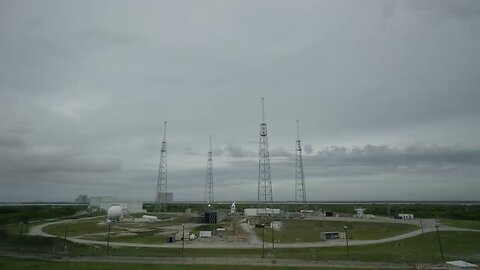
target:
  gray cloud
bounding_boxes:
[304,144,314,154]
[404,0,480,20]
[0,135,25,149]
[309,144,480,168]
[0,136,122,177]
[78,29,135,45]
[270,147,293,158]
[223,142,256,158]
[0,0,479,202]
[161,143,480,201]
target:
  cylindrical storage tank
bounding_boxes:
[107,205,123,222]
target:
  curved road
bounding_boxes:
[28,217,479,249]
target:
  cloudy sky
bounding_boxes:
[1,0,479,202]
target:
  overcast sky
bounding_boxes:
[1,0,479,202]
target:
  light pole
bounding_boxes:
[420,219,424,235]
[182,224,185,257]
[63,223,69,253]
[435,225,444,262]
[344,226,350,258]
[106,223,111,255]
[254,223,266,258]
[262,224,265,258]
[271,223,275,256]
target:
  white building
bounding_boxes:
[244,208,281,217]
[353,208,366,218]
[353,208,375,219]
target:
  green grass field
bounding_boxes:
[0,257,362,270]
[2,204,480,265]
[24,217,419,247]
[274,231,480,263]
[2,222,37,235]
[43,219,115,237]
[254,219,418,243]
[43,219,170,244]
[42,215,230,244]
[441,219,480,230]
[0,205,86,225]
[83,230,167,244]
[1,228,480,263]
[43,215,199,238]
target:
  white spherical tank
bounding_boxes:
[107,205,123,222]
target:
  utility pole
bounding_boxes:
[258,98,273,212]
[262,224,265,258]
[63,223,68,253]
[106,223,111,255]
[182,224,185,257]
[344,226,350,258]
[155,121,168,213]
[435,225,444,262]
[271,223,275,256]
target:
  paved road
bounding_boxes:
[1,251,444,269]
[28,217,479,249]
[27,216,102,238]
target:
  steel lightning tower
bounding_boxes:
[155,121,168,213]
[204,135,213,206]
[258,98,273,206]
[295,120,306,204]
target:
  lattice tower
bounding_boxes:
[155,121,168,213]
[295,120,306,204]
[205,135,214,206]
[258,98,273,206]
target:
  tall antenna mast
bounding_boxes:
[258,98,273,211]
[205,135,214,206]
[155,121,168,213]
[295,120,307,205]
[296,119,300,141]
[163,120,167,142]
[261,97,265,123]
